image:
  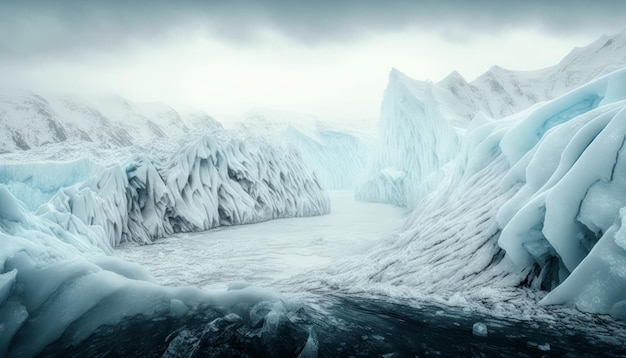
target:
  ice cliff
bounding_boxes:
[358,30,626,208]
[308,67,626,319]
[236,112,372,190]
[1,134,329,248]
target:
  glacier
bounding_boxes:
[358,29,626,208]
[316,67,626,321]
[236,112,373,190]
[355,69,460,208]
[0,128,331,355]
[2,30,626,356]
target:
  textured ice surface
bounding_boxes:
[302,68,626,320]
[356,69,460,208]
[0,129,331,355]
[357,30,626,209]
[1,133,330,247]
[235,112,373,190]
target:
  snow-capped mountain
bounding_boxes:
[437,29,626,122]
[0,92,222,153]
[234,111,375,190]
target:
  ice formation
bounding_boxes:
[357,30,626,208]
[497,69,626,313]
[0,128,330,354]
[304,67,626,319]
[356,69,460,208]
[236,113,373,190]
[1,135,329,247]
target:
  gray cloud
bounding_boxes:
[1,0,626,60]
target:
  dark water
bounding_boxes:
[40,294,626,358]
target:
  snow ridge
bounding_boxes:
[0,92,221,153]
[438,30,626,121]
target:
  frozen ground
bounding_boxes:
[116,190,405,291]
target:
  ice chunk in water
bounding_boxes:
[472,322,488,337]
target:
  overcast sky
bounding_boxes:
[1,1,625,123]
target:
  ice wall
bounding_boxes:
[0,92,221,153]
[236,114,372,190]
[302,68,626,319]
[0,134,329,248]
[282,125,369,190]
[496,68,626,315]
[356,68,460,208]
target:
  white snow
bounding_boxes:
[116,190,405,291]
[0,91,221,153]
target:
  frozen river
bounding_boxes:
[116,190,405,291]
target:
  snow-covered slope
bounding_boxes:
[438,29,626,122]
[301,67,626,319]
[235,112,373,190]
[0,92,221,153]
